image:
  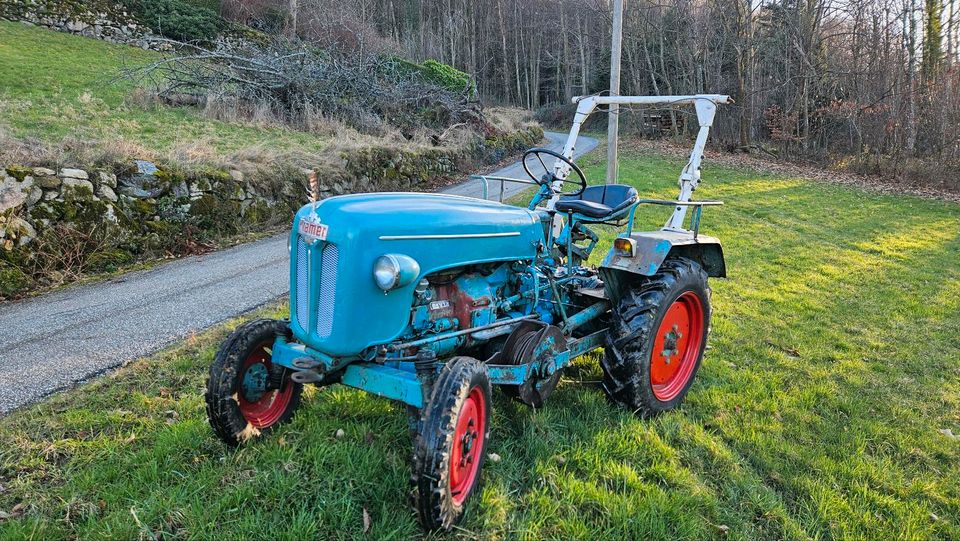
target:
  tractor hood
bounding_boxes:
[289,193,544,356]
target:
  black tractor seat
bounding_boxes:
[555,184,639,221]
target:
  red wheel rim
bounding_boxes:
[449,386,487,505]
[650,291,705,402]
[237,342,294,429]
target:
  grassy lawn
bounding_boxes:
[1,148,958,539]
[0,21,330,158]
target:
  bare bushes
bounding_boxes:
[126,37,483,137]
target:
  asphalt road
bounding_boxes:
[0,131,598,414]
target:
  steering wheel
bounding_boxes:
[522,147,587,197]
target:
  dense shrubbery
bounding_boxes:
[121,0,224,42]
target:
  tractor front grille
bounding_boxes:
[315,243,338,338]
[295,237,309,327]
[293,235,338,338]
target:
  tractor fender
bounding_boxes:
[599,230,725,298]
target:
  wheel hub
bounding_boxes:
[650,292,705,401]
[660,324,683,364]
[241,362,269,402]
[450,387,487,504]
[459,419,478,466]
[236,342,297,429]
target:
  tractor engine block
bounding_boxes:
[403,263,522,356]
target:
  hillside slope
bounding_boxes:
[0,21,331,159]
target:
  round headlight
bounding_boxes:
[373,254,421,292]
[374,255,401,291]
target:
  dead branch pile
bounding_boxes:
[125,37,484,136]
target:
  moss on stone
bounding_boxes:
[154,167,187,186]
[130,199,158,216]
[86,249,134,273]
[191,167,232,184]
[190,194,240,232]
[29,202,64,222]
[242,200,274,224]
[5,165,34,182]
[0,263,31,297]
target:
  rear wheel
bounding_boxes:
[206,319,303,446]
[602,257,710,417]
[411,357,491,531]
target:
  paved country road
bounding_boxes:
[0,131,598,414]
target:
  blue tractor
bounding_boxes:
[205,95,730,530]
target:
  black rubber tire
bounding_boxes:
[205,318,303,446]
[602,257,711,417]
[410,356,492,531]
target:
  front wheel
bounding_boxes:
[411,357,492,531]
[206,318,303,446]
[602,257,711,417]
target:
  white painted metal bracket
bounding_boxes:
[549,94,730,232]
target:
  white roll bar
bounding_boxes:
[550,94,730,231]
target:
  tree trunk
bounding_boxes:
[560,3,573,101]
[285,0,298,37]
[906,0,918,153]
[496,0,511,103]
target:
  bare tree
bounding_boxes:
[214,0,960,177]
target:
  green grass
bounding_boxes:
[1,149,958,539]
[0,21,329,158]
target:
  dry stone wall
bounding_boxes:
[0,0,168,49]
[0,126,543,297]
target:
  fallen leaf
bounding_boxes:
[235,423,261,442]
[123,433,137,444]
[362,507,371,533]
[159,387,171,398]
[488,453,501,463]
[0,502,26,521]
